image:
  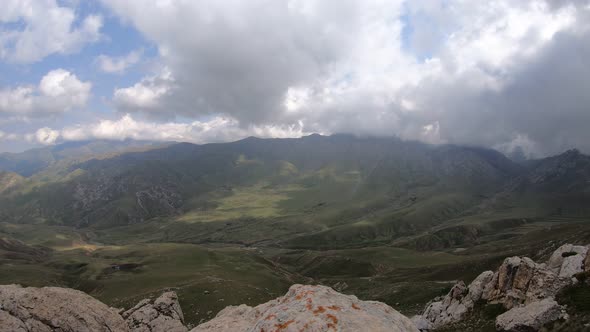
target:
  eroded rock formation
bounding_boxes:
[0,284,128,332]
[414,243,590,331]
[495,298,568,332]
[413,270,494,330]
[123,291,187,332]
[0,284,419,332]
[191,284,419,332]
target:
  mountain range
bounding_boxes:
[0,134,589,328]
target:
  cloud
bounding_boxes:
[96,0,590,156]
[102,0,384,123]
[30,114,307,145]
[96,49,142,74]
[1,0,568,155]
[25,127,60,145]
[0,0,102,63]
[0,69,91,116]
[113,68,174,114]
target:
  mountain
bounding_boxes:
[0,140,167,177]
[0,135,521,231]
[1,134,590,328]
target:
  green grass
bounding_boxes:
[0,241,297,326]
[178,184,304,222]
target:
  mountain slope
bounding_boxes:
[0,140,166,177]
[0,135,522,231]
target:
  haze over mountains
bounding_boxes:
[1,135,588,231]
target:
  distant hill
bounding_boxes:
[0,140,167,177]
[0,135,587,247]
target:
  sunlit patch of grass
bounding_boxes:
[177,184,305,222]
[53,242,123,252]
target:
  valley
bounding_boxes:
[1,135,589,328]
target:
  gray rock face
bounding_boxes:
[0,284,128,332]
[481,245,589,309]
[547,244,588,278]
[416,243,590,330]
[191,284,419,332]
[415,271,494,330]
[495,298,568,332]
[482,256,550,308]
[123,291,187,332]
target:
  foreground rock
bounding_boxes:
[413,271,494,330]
[495,298,568,332]
[0,283,418,332]
[191,284,419,332]
[0,284,128,332]
[123,291,187,332]
[414,243,590,331]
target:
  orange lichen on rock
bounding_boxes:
[313,306,326,315]
[274,319,295,331]
[295,290,315,300]
[305,298,313,310]
[326,313,338,325]
[298,322,310,332]
[190,284,420,332]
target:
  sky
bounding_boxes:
[0,0,589,157]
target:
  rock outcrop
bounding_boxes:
[123,291,187,332]
[547,244,588,278]
[191,284,419,332]
[414,243,590,331]
[413,271,494,330]
[0,284,128,332]
[495,298,568,332]
[2,243,589,332]
[0,284,419,332]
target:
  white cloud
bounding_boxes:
[0,0,571,155]
[27,127,60,145]
[0,0,102,63]
[113,68,174,112]
[494,134,540,159]
[0,69,91,116]
[96,49,142,74]
[50,114,308,144]
[61,114,305,143]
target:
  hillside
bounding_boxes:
[0,135,589,326]
[0,140,166,177]
[1,243,589,331]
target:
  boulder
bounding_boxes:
[123,291,187,332]
[0,284,128,332]
[483,257,538,308]
[416,243,589,330]
[416,271,493,330]
[191,284,419,332]
[495,298,568,331]
[482,256,566,308]
[547,244,589,278]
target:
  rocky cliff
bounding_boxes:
[413,243,590,331]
